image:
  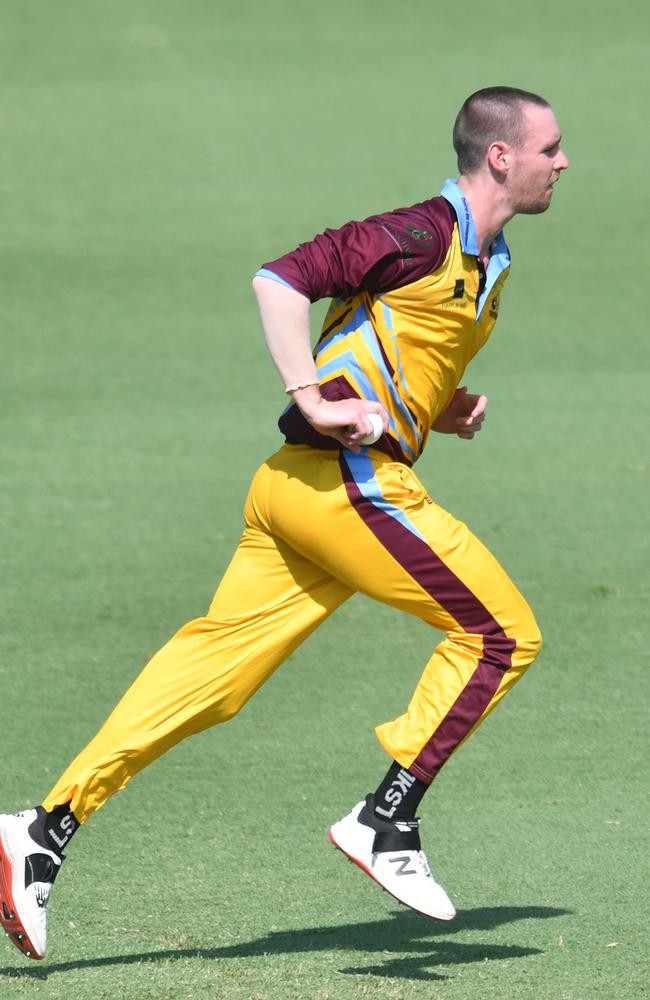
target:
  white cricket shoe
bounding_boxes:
[0,809,62,960]
[329,795,456,921]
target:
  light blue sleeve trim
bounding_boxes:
[254,267,296,290]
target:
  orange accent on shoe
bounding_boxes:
[0,837,43,960]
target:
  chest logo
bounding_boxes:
[407,226,434,241]
[453,279,465,299]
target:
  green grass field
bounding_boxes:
[1,2,649,998]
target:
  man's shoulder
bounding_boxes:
[364,196,456,256]
[367,195,455,229]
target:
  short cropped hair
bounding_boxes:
[453,87,551,175]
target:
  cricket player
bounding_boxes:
[0,87,568,960]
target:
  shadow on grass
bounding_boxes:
[0,905,570,983]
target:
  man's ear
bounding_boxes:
[486,141,510,176]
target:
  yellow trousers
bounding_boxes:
[44,445,541,823]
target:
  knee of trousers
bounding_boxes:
[214,695,248,724]
[469,606,542,674]
[512,615,543,670]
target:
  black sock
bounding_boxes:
[28,804,79,859]
[372,761,428,822]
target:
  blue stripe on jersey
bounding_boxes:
[316,304,421,458]
[317,303,369,354]
[342,449,426,542]
[380,298,393,331]
[379,296,416,406]
[390,333,415,404]
[316,349,417,461]
[357,325,422,450]
[254,268,295,290]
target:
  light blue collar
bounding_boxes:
[441,178,511,318]
[441,178,481,254]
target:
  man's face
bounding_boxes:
[507,104,569,214]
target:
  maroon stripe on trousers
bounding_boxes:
[339,452,515,784]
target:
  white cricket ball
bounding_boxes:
[359,412,383,446]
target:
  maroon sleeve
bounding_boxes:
[260,197,456,302]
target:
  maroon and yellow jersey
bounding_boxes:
[257,179,511,466]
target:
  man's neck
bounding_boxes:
[457,173,514,258]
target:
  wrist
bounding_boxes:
[284,379,319,395]
[290,383,323,421]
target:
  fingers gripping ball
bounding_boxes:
[359,412,383,446]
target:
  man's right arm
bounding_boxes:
[253,198,453,448]
[252,275,388,451]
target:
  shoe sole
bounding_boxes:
[0,829,44,960]
[328,829,456,922]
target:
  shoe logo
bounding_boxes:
[388,855,417,877]
[34,886,49,909]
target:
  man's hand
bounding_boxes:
[432,386,488,440]
[292,385,389,453]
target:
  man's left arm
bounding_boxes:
[432,386,488,440]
